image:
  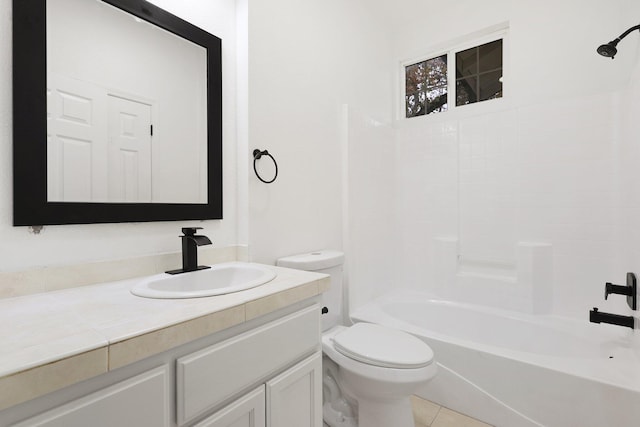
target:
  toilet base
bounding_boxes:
[323,356,358,427]
[357,396,415,427]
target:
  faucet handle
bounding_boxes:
[605,281,632,300]
[603,273,637,310]
[182,227,203,236]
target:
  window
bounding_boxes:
[404,37,504,118]
[405,55,448,118]
[456,40,503,106]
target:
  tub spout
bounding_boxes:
[589,307,634,329]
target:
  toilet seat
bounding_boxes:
[332,323,433,369]
[322,325,437,390]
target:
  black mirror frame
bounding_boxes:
[12,0,223,226]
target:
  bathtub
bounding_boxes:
[351,291,640,427]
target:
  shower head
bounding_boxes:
[597,24,640,59]
[597,41,618,58]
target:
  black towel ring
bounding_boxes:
[253,149,278,184]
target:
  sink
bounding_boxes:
[131,262,277,299]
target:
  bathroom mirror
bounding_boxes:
[13,0,222,225]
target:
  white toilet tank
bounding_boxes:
[276,250,345,331]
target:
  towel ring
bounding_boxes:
[253,149,278,184]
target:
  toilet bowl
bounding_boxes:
[323,324,436,427]
[277,251,436,427]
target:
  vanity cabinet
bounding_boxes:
[13,366,170,427]
[5,302,322,427]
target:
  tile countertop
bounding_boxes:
[0,264,329,411]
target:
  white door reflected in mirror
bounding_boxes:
[46,0,208,203]
[107,95,152,202]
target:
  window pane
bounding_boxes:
[406,92,426,117]
[479,70,503,101]
[479,39,502,73]
[456,77,477,106]
[425,55,447,88]
[405,55,447,118]
[456,47,477,78]
[405,62,426,93]
[455,38,502,107]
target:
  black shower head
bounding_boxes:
[597,24,640,59]
[597,41,618,58]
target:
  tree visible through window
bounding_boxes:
[405,55,448,118]
[404,38,503,118]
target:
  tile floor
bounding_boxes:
[323,395,493,427]
[412,395,493,427]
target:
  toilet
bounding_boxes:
[277,251,436,427]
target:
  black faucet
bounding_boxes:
[590,307,634,329]
[604,272,637,310]
[166,227,212,275]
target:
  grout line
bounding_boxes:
[430,405,442,426]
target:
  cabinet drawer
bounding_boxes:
[14,366,170,427]
[177,304,320,425]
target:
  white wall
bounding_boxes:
[0,0,240,271]
[246,0,392,266]
[357,0,640,318]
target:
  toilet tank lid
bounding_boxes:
[277,250,344,271]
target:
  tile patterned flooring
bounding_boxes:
[412,396,493,427]
[323,395,493,427]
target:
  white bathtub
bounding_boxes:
[351,291,640,427]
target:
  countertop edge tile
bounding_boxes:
[0,347,108,411]
[317,276,331,293]
[108,305,246,370]
[0,331,109,378]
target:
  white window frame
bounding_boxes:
[399,24,509,120]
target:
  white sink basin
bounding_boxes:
[131,262,277,299]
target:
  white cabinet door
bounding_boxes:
[177,304,320,425]
[193,386,265,427]
[266,352,322,427]
[14,366,170,427]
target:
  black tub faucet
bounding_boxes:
[590,307,634,329]
[166,227,212,275]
